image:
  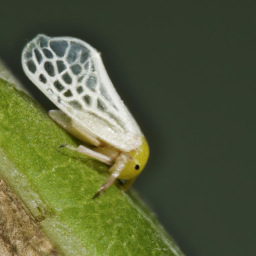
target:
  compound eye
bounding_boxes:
[134,164,140,170]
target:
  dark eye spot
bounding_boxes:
[135,165,140,170]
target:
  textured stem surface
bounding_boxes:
[0,62,184,256]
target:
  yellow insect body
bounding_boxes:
[117,138,149,180]
[22,34,149,198]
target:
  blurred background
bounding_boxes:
[0,1,255,255]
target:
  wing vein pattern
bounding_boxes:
[22,35,142,152]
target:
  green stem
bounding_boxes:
[0,61,184,256]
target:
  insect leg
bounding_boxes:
[93,153,131,198]
[92,175,116,199]
[59,144,113,165]
[77,145,114,165]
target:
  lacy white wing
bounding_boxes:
[21,35,142,152]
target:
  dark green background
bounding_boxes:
[0,1,255,256]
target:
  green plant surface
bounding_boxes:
[0,72,184,255]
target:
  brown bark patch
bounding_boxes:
[0,180,60,256]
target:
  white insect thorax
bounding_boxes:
[21,34,143,152]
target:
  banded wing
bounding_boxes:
[21,35,142,152]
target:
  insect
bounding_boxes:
[21,34,149,198]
